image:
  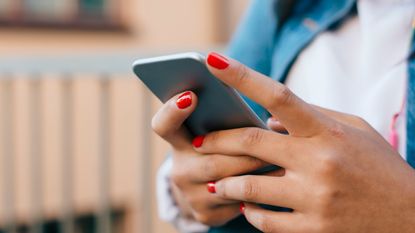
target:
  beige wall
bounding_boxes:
[0,0,250,232]
[0,0,250,56]
[0,77,174,232]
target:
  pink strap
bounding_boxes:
[389,113,400,150]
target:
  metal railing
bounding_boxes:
[0,53,162,233]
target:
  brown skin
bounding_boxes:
[152,53,415,231]
[151,91,269,226]
[152,92,361,226]
[191,53,415,233]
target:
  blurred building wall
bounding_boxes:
[0,0,250,56]
[0,0,250,233]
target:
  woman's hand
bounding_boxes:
[152,91,269,226]
[193,52,415,232]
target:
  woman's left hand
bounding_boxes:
[195,52,415,233]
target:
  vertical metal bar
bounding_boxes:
[97,76,111,233]
[76,0,81,15]
[1,78,17,233]
[140,85,153,233]
[61,77,74,233]
[29,77,43,233]
[11,0,24,20]
[210,0,231,43]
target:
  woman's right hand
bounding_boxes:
[152,91,269,226]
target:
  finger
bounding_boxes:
[243,203,299,233]
[194,127,304,168]
[215,175,301,209]
[267,117,287,133]
[192,203,241,227]
[185,183,240,207]
[206,52,330,136]
[152,91,198,149]
[178,183,242,226]
[188,154,269,182]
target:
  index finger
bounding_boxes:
[206,52,330,137]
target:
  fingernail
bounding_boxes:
[192,135,205,148]
[207,52,229,70]
[176,91,192,109]
[239,202,246,214]
[207,181,216,193]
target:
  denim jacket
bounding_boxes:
[209,0,415,232]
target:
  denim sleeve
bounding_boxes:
[226,0,277,76]
[226,0,278,121]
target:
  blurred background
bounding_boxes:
[0,0,249,233]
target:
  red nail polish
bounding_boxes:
[239,202,245,214]
[207,181,216,193]
[176,91,192,109]
[207,52,229,70]
[192,135,205,148]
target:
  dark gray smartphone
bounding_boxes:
[132,52,267,136]
[132,52,278,174]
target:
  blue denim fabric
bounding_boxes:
[226,0,278,122]
[211,0,415,232]
[407,39,415,168]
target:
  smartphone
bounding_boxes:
[133,52,278,174]
[132,52,267,136]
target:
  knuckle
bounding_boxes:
[267,85,293,109]
[233,63,250,87]
[202,156,221,181]
[151,103,182,138]
[241,128,264,148]
[325,123,346,139]
[151,114,167,137]
[352,116,372,129]
[317,153,340,177]
[240,176,259,201]
[352,115,366,124]
[314,186,341,218]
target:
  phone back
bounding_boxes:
[132,52,266,136]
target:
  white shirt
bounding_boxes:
[286,0,414,158]
[157,1,415,232]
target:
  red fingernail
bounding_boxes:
[176,91,192,109]
[207,52,229,70]
[239,202,245,214]
[207,181,216,193]
[192,135,205,148]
